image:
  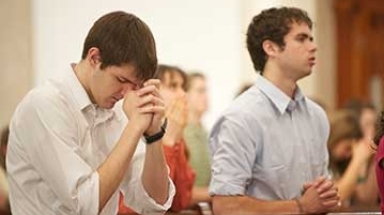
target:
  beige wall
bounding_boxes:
[314,0,336,110]
[0,0,32,128]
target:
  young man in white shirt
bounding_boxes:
[7,11,174,215]
[209,7,340,214]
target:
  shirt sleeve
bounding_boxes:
[209,116,260,196]
[8,92,99,215]
[162,139,195,212]
[119,150,176,215]
[318,107,331,178]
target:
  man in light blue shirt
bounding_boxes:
[209,7,340,214]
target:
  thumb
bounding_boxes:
[302,182,313,191]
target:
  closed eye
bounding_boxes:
[117,77,128,83]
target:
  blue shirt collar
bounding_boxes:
[255,75,306,114]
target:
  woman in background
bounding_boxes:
[327,111,376,207]
[184,72,211,187]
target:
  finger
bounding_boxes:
[137,94,165,108]
[143,79,161,88]
[137,85,156,96]
[176,98,187,118]
[313,176,327,189]
[319,189,338,199]
[178,94,188,105]
[302,182,313,191]
[139,105,166,114]
[317,180,334,193]
[172,100,184,120]
[165,100,176,118]
[150,87,162,99]
[322,199,339,208]
[322,195,340,208]
[139,85,162,100]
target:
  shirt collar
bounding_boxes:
[65,63,93,111]
[255,75,306,114]
[65,63,119,122]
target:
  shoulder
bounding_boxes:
[304,98,330,136]
[22,80,67,110]
[305,98,328,122]
[228,87,268,117]
[12,80,74,128]
[210,98,264,144]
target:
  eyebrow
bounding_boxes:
[121,76,142,86]
[295,33,314,41]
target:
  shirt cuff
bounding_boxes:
[209,178,245,196]
[127,177,175,215]
[77,171,99,215]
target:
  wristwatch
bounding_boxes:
[143,119,167,144]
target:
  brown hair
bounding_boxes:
[186,72,205,92]
[343,99,376,119]
[156,64,187,91]
[246,7,312,74]
[81,11,157,81]
[328,111,363,175]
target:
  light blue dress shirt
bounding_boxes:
[209,75,330,200]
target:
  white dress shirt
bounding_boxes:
[7,65,175,215]
[209,74,330,200]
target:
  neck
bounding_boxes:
[73,61,94,102]
[262,63,297,98]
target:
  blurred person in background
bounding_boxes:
[343,100,379,206]
[157,65,211,210]
[327,111,377,207]
[344,100,377,140]
[184,72,211,188]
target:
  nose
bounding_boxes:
[309,41,317,53]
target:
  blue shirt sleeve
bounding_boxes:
[208,116,260,196]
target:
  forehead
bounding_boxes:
[162,70,185,84]
[286,22,312,37]
[190,76,205,86]
[114,63,140,80]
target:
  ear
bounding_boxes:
[86,47,101,67]
[262,40,280,58]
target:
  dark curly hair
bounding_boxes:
[374,111,384,147]
[246,7,312,74]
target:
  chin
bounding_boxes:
[299,70,312,79]
[99,102,115,109]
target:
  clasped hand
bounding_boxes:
[123,79,165,136]
[299,176,340,214]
